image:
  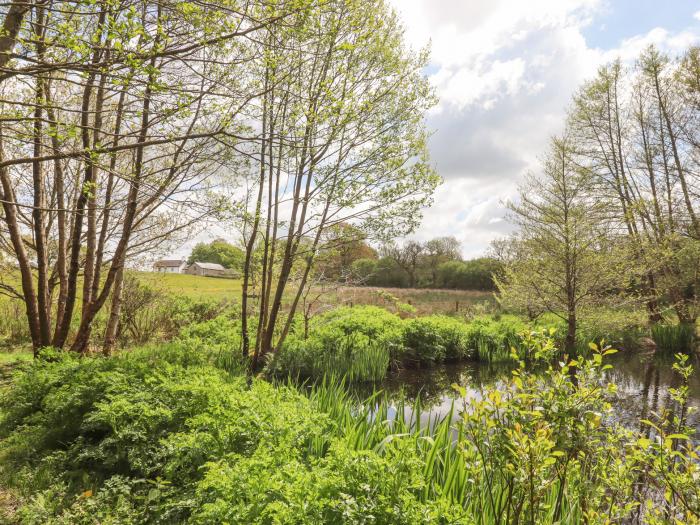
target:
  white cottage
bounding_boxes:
[153,258,186,273]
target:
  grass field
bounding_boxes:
[134,272,242,300]
[133,273,495,315]
[326,285,495,316]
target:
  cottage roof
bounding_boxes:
[192,261,226,271]
[154,259,184,267]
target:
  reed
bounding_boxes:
[651,323,696,354]
[303,374,616,523]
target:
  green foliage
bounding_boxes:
[401,316,473,364]
[2,331,699,523]
[361,256,411,287]
[187,239,244,270]
[467,315,528,362]
[267,306,403,382]
[352,253,502,291]
[269,308,536,381]
[436,258,502,291]
[651,323,697,354]
[0,347,331,524]
[0,298,30,348]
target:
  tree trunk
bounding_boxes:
[0,2,30,73]
[566,311,578,387]
[103,267,124,356]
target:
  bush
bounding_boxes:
[0,344,468,523]
[2,334,698,523]
[267,306,403,382]
[0,347,332,523]
[436,258,502,291]
[401,316,473,364]
[466,315,528,362]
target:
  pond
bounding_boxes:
[373,350,700,435]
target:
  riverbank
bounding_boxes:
[1,333,698,523]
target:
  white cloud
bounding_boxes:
[694,10,700,22]
[391,0,700,258]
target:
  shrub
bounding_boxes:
[0,298,31,347]
[0,347,332,523]
[2,334,699,523]
[268,306,403,382]
[576,308,647,351]
[401,315,473,364]
[176,316,246,373]
[193,439,462,524]
[466,315,528,362]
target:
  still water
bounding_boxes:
[374,350,700,434]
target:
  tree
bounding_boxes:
[317,223,378,280]
[188,240,244,270]
[568,46,700,326]
[496,136,626,354]
[424,236,461,287]
[0,1,291,354]
[237,0,439,370]
[437,258,501,290]
[381,241,425,288]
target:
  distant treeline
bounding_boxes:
[351,256,501,291]
[189,235,501,291]
[341,236,501,291]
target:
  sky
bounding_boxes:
[389,0,700,258]
[169,0,700,261]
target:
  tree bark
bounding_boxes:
[0,2,31,73]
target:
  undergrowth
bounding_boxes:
[0,335,697,523]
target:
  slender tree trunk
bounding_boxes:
[0,2,31,74]
[83,67,108,312]
[70,8,158,353]
[241,71,268,364]
[0,140,42,352]
[45,90,69,345]
[103,267,124,356]
[31,3,52,347]
[53,8,107,349]
[652,68,699,236]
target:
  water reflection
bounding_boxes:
[367,351,700,436]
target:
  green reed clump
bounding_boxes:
[305,342,700,524]
[401,315,474,364]
[267,306,403,382]
[651,323,697,354]
[467,315,527,362]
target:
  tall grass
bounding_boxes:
[651,323,696,353]
[305,381,597,522]
[0,298,31,347]
[468,315,526,362]
[302,347,699,524]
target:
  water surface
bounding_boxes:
[375,350,700,434]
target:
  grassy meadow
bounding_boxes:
[135,272,242,300]
[133,273,494,313]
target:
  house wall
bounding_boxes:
[185,265,203,276]
[155,264,184,273]
[185,265,225,277]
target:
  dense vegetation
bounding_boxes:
[352,255,502,291]
[496,47,700,352]
[0,1,698,523]
[1,330,697,524]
